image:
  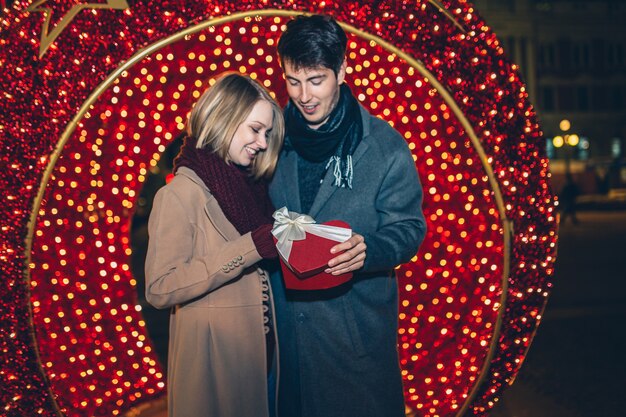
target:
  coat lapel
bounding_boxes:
[203,197,241,241]
[177,166,242,241]
[275,150,302,213]
[308,140,369,218]
[308,105,371,218]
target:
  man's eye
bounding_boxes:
[311,80,322,86]
[288,80,299,86]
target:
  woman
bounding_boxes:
[145,72,284,417]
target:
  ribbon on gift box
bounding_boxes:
[271,207,352,261]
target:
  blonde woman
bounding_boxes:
[145,72,284,417]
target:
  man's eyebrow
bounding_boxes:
[306,74,327,81]
[286,73,328,82]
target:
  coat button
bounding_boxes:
[296,313,306,323]
[222,265,229,272]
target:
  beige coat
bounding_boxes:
[145,167,277,417]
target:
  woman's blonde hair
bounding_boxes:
[188,72,284,179]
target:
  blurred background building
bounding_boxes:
[473,0,626,196]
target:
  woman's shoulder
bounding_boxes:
[157,167,210,203]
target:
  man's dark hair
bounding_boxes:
[277,14,347,75]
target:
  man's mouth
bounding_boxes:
[300,103,318,114]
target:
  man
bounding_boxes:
[269,14,426,417]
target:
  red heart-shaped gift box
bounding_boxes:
[273,220,353,290]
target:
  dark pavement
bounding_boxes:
[490,210,626,417]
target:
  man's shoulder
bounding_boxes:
[360,108,408,154]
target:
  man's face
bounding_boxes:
[283,60,346,130]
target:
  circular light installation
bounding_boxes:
[1,2,557,417]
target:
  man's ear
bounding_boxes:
[337,58,347,85]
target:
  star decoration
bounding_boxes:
[28,0,129,58]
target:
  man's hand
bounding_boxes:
[325,233,366,275]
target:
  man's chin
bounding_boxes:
[302,114,328,129]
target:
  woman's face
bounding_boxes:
[228,99,273,167]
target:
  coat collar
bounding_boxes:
[176,167,241,241]
[276,104,371,218]
[309,105,371,217]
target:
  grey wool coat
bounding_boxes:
[269,105,426,417]
[145,167,277,417]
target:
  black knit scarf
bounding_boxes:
[172,135,274,235]
[284,83,363,189]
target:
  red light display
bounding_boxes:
[0,2,557,416]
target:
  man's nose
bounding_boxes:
[300,84,311,103]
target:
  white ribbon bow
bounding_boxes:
[271,207,352,261]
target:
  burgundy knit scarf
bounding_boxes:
[173,135,274,235]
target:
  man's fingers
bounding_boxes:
[327,242,366,268]
[326,233,366,275]
[330,234,365,254]
[326,251,366,275]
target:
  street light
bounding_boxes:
[553,135,564,148]
[552,119,578,175]
[567,133,579,147]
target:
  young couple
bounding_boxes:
[145,14,426,417]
